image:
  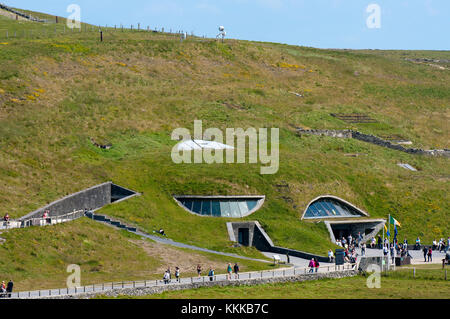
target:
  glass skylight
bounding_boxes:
[303,197,365,219]
[174,196,264,218]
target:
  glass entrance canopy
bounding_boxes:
[174,196,265,218]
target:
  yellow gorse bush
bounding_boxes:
[274,62,306,69]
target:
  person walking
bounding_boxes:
[6,279,14,298]
[427,247,432,262]
[175,267,180,283]
[423,246,428,262]
[361,243,366,257]
[357,232,363,247]
[226,263,232,280]
[233,263,240,279]
[208,267,215,281]
[0,281,5,298]
[197,264,202,277]
[6,280,13,298]
[383,245,388,256]
[163,270,171,284]
[308,258,315,273]
[390,244,395,264]
[314,258,320,273]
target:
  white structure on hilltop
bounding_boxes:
[216,26,226,42]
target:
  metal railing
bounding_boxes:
[0,210,85,230]
[6,263,357,299]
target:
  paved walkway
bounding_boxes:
[93,216,271,264]
[358,248,447,265]
[9,264,356,299]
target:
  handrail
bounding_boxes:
[6,263,357,299]
[1,210,85,230]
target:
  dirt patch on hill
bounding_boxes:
[129,239,231,275]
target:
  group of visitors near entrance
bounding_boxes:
[333,233,449,265]
[162,263,241,284]
[335,232,363,263]
[0,280,13,298]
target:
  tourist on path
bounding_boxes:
[383,245,388,256]
[423,246,428,262]
[227,263,232,280]
[0,281,5,298]
[308,258,315,273]
[314,258,320,273]
[6,280,13,298]
[175,267,180,282]
[197,264,202,277]
[233,263,240,279]
[208,268,215,281]
[163,270,170,284]
[427,247,432,262]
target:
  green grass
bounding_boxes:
[0,218,275,291]
[0,6,448,287]
[109,265,450,299]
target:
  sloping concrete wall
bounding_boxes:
[20,182,113,220]
[227,221,329,262]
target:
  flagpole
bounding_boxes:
[388,213,391,269]
[388,214,391,242]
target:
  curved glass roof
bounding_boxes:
[174,196,264,218]
[303,197,366,219]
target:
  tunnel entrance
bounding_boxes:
[111,184,137,203]
[325,220,385,243]
[238,228,250,246]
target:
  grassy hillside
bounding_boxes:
[0,7,448,268]
[0,218,274,291]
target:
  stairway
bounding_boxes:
[85,211,137,232]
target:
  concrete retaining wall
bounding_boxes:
[20,182,139,220]
[227,221,329,262]
[41,270,357,299]
[21,182,112,220]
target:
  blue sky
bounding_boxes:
[5,0,450,50]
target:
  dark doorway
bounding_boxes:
[111,184,136,203]
[238,228,249,246]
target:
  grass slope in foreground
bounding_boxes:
[0,218,275,292]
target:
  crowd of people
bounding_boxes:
[335,232,364,263]
[333,233,449,266]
